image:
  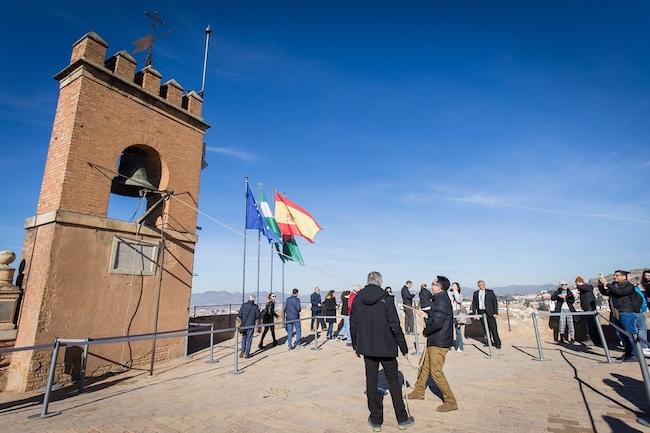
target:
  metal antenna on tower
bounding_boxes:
[199,25,213,97]
[132,10,169,67]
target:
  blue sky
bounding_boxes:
[1,1,649,293]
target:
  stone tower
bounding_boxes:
[5,32,209,391]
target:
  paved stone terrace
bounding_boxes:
[0,324,649,433]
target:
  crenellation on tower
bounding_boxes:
[104,50,137,81]
[134,64,163,95]
[70,32,108,65]
[183,90,203,117]
[160,79,184,107]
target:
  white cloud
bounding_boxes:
[205,146,257,162]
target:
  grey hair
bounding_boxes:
[248,294,256,301]
[477,280,486,286]
[367,271,383,286]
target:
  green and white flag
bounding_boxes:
[276,236,304,265]
[259,190,282,243]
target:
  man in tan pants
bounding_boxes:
[407,276,458,412]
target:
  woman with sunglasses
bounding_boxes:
[259,293,280,348]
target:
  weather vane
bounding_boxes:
[132,10,170,67]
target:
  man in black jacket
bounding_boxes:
[351,271,414,431]
[407,276,458,412]
[418,283,433,312]
[401,281,415,334]
[238,295,261,358]
[471,280,501,349]
[575,276,600,345]
[310,287,326,332]
[598,270,642,361]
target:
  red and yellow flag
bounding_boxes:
[274,192,322,243]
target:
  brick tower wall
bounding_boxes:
[4,32,209,392]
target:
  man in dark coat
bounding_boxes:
[598,270,642,361]
[310,286,326,332]
[471,280,501,349]
[418,283,433,312]
[238,295,261,358]
[284,288,302,349]
[575,276,600,345]
[351,271,414,431]
[401,281,415,334]
[408,276,457,412]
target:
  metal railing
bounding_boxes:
[529,309,650,428]
[190,302,313,318]
[3,314,340,420]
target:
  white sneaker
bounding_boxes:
[643,348,650,358]
[456,348,463,353]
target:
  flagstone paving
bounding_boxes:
[1,320,649,433]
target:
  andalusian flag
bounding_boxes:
[259,190,282,244]
[274,192,322,243]
[276,236,304,265]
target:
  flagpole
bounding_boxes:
[241,177,248,305]
[282,259,285,308]
[256,231,261,303]
[270,243,274,294]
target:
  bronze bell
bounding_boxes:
[110,149,157,197]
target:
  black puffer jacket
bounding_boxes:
[551,288,576,313]
[351,284,408,357]
[577,283,596,311]
[598,280,640,313]
[323,296,337,323]
[341,291,351,316]
[423,291,453,348]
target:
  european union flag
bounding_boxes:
[245,184,263,230]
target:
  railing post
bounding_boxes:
[78,338,90,393]
[506,300,511,332]
[482,313,493,358]
[193,306,197,318]
[531,312,548,362]
[412,308,421,355]
[593,312,612,364]
[206,323,218,363]
[183,326,192,359]
[633,333,650,427]
[29,339,62,420]
[231,327,243,374]
[311,322,321,351]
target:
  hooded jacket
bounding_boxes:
[598,280,640,313]
[423,291,454,348]
[350,284,408,357]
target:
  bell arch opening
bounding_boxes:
[107,145,166,226]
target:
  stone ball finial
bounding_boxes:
[0,251,16,266]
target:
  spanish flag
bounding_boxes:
[274,192,322,243]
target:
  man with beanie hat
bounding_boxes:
[408,276,458,412]
[575,276,600,345]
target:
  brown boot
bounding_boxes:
[436,402,458,412]
[407,391,424,400]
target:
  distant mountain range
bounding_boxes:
[191,268,649,305]
[191,284,557,305]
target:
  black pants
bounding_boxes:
[364,356,408,425]
[260,322,276,345]
[404,306,414,333]
[311,312,326,330]
[583,310,601,345]
[479,310,501,348]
